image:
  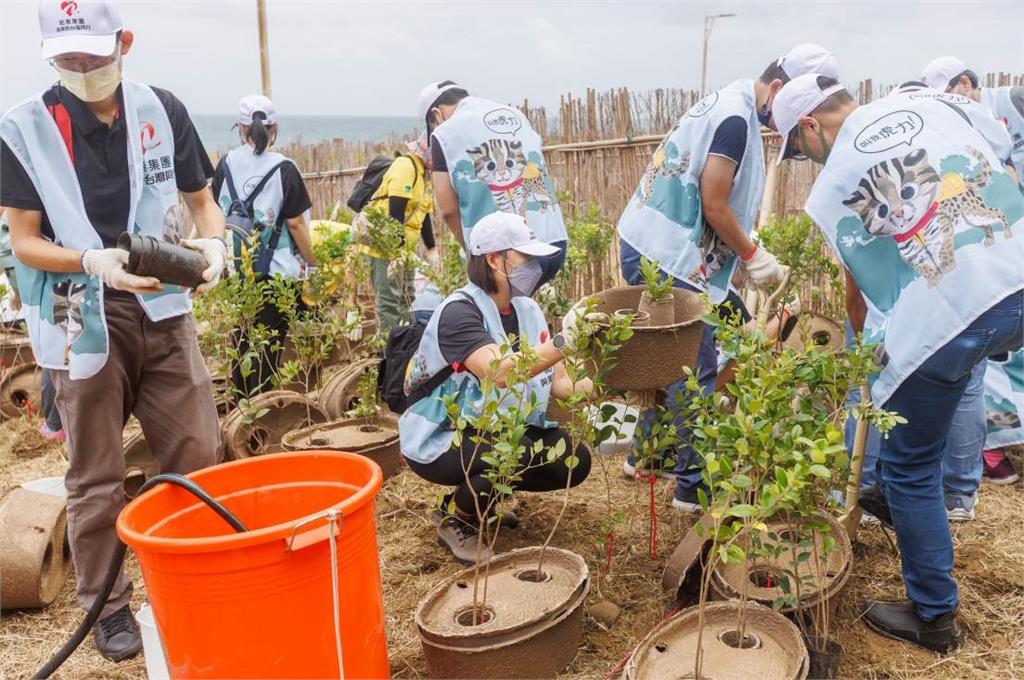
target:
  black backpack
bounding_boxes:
[378,292,469,414]
[347,155,420,213]
[221,159,290,276]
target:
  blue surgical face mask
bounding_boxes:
[757,104,772,127]
[504,257,543,298]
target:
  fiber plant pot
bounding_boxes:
[782,313,844,353]
[624,601,808,680]
[316,357,380,420]
[220,390,328,460]
[591,286,704,392]
[0,363,41,419]
[0,330,33,370]
[637,291,675,327]
[281,414,401,479]
[415,546,589,679]
[615,308,650,328]
[710,512,852,637]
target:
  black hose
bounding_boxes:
[32,474,248,679]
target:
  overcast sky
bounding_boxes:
[2,1,1022,117]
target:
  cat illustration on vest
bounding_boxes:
[687,224,730,287]
[986,395,1021,431]
[466,139,553,216]
[163,205,183,244]
[52,279,87,361]
[637,147,691,206]
[842,146,1012,287]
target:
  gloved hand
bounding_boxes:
[741,246,789,288]
[345,310,363,342]
[81,248,161,294]
[560,302,607,353]
[180,237,228,294]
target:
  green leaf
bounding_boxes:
[809,464,831,479]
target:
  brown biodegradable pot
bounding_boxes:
[316,357,380,420]
[615,308,650,328]
[0,363,41,419]
[0,330,33,369]
[281,414,401,479]
[624,601,809,680]
[782,313,844,353]
[638,291,675,327]
[220,390,328,460]
[415,546,589,679]
[711,512,852,637]
[591,286,704,391]
[0,488,73,610]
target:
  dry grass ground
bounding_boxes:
[1,418,1021,679]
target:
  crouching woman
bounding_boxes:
[398,212,591,564]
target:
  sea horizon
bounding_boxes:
[193,113,420,155]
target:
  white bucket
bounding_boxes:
[136,603,170,680]
[20,477,67,498]
[591,402,639,455]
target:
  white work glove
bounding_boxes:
[180,237,228,294]
[345,310,363,342]
[560,302,607,353]
[741,246,789,288]
[81,248,161,295]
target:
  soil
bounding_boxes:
[1,418,1022,680]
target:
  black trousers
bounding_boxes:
[231,292,305,399]
[406,425,591,517]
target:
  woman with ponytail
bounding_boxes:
[212,94,317,396]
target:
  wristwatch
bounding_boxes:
[551,333,567,353]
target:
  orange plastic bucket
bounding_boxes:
[117,451,388,679]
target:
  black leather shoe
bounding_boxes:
[92,605,143,662]
[858,484,894,529]
[863,599,964,654]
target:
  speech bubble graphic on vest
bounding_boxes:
[855,111,924,153]
[483,108,522,135]
[687,92,719,118]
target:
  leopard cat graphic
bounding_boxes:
[466,139,553,216]
[51,280,87,361]
[843,146,1011,287]
[637,147,691,206]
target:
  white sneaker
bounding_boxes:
[945,496,977,522]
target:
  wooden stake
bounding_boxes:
[256,0,272,97]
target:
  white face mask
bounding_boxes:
[57,53,123,102]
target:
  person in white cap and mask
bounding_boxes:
[0,0,226,662]
[398,211,593,564]
[615,44,832,512]
[212,94,316,397]
[922,56,1024,187]
[418,80,569,289]
[774,72,1024,654]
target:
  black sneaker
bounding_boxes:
[857,484,894,529]
[863,599,964,654]
[92,604,143,662]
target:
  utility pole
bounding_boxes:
[256,0,272,97]
[700,12,737,96]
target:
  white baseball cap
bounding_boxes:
[773,73,847,165]
[417,81,463,124]
[39,0,124,60]
[921,56,970,90]
[469,212,559,258]
[238,94,277,126]
[777,43,839,81]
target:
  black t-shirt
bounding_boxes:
[0,84,214,247]
[437,298,519,368]
[211,155,312,221]
[430,134,448,173]
[708,115,747,174]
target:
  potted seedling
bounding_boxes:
[638,256,675,327]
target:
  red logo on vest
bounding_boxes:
[60,1,78,17]
[140,122,161,152]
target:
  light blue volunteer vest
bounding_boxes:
[398,283,555,464]
[804,91,1024,405]
[984,350,1024,448]
[981,86,1024,190]
[431,97,567,247]
[0,80,191,379]
[617,79,765,303]
[217,145,304,278]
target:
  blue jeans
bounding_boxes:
[844,322,986,505]
[537,240,568,289]
[620,239,719,493]
[880,290,1023,620]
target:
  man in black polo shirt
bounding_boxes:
[0,0,225,662]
